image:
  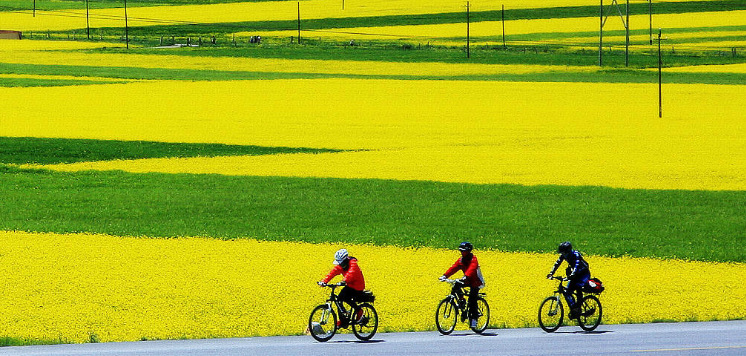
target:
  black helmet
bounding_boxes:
[558,241,572,254]
[458,241,473,252]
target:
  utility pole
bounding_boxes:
[599,0,630,66]
[625,0,629,67]
[658,28,663,118]
[649,0,653,44]
[599,0,603,66]
[502,5,506,49]
[466,1,470,58]
[124,0,129,49]
[297,2,301,44]
[86,0,90,39]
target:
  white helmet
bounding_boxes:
[333,249,349,265]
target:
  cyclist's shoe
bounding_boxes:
[354,309,364,323]
[461,312,468,322]
[581,307,596,317]
[569,307,581,319]
[470,319,478,328]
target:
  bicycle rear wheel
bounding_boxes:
[435,298,458,335]
[578,295,602,331]
[352,303,378,341]
[470,297,490,334]
[538,296,563,333]
[308,304,337,342]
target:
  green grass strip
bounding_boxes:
[0,137,343,165]
[3,60,746,84]
[0,77,123,87]
[1,166,743,263]
[0,336,73,347]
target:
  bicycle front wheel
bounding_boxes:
[470,297,490,334]
[538,296,563,333]
[578,295,602,332]
[435,298,458,335]
[352,303,379,341]
[308,304,337,342]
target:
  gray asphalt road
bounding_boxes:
[4,320,745,356]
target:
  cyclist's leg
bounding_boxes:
[575,271,591,314]
[468,286,479,320]
[338,286,354,319]
[562,281,576,308]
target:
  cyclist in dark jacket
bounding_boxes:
[547,241,590,318]
[439,241,485,328]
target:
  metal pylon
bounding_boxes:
[599,0,630,66]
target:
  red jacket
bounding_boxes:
[444,254,485,288]
[322,258,366,291]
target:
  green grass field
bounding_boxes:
[1,138,744,263]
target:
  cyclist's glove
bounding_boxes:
[438,275,447,282]
[317,281,327,287]
[546,273,553,279]
[338,281,347,286]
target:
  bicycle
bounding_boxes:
[435,279,490,335]
[307,282,379,342]
[538,276,602,332]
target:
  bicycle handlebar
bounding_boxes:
[318,282,346,288]
[440,278,465,284]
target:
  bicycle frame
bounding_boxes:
[548,276,582,310]
[321,284,350,321]
[441,279,485,314]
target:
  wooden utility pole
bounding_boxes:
[297,2,301,44]
[502,5,506,49]
[625,0,629,66]
[599,0,603,66]
[86,0,90,39]
[658,29,663,118]
[649,0,653,44]
[124,0,129,49]
[466,2,470,58]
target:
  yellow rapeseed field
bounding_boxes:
[1,0,731,34]
[0,39,593,78]
[251,10,746,47]
[0,0,668,32]
[11,79,746,191]
[1,230,743,343]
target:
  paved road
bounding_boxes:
[4,320,745,356]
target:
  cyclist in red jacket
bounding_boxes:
[318,248,366,327]
[439,242,485,328]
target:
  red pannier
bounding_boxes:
[583,278,605,294]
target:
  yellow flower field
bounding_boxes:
[0,230,743,343]
[0,0,678,32]
[249,10,746,47]
[9,79,746,191]
[668,63,746,73]
[0,40,595,78]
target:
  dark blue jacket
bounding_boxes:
[549,250,589,279]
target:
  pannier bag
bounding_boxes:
[583,278,605,294]
[360,290,376,303]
